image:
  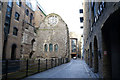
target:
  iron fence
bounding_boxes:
[2,58,69,80]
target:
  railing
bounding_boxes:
[2,58,69,80]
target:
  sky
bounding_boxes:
[37,0,83,35]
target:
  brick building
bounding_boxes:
[83,1,120,79]
[35,13,70,59]
[20,1,46,59]
[2,0,46,60]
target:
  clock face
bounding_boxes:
[45,15,59,26]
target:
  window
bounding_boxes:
[44,44,48,52]
[6,7,11,17]
[49,44,53,52]
[54,44,58,52]
[16,0,21,7]
[30,13,33,24]
[8,0,12,7]
[80,17,84,22]
[79,9,83,13]
[80,26,83,29]
[25,9,29,16]
[15,12,20,21]
[13,27,18,36]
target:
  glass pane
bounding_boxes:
[16,0,21,6]
[49,44,53,52]
[15,12,19,21]
[8,0,12,7]
[72,40,76,52]
[55,44,58,52]
[6,7,11,17]
[44,44,48,52]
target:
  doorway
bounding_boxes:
[102,8,120,79]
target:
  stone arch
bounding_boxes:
[102,8,120,79]
[93,36,98,73]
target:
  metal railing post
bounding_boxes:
[5,60,8,80]
[51,58,53,68]
[46,59,47,70]
[38,59,40,72]
[26,59,28,77]
[55,58,56,67]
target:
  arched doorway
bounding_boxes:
[94,36,98,73]
[102,8,120,79]
[11,44,17,60]
[89,42,92,68]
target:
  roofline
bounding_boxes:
[36,1,46,16]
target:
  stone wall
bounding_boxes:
[35,13,70,59]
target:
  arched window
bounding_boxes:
[44,44,48,52]
[31,39,35,50]
[13,27,18,36]
[16,0,21,7]
[30,13,33,24]
[25,9,29,16]
[11,44,17,60]
[49,44,53,52]
[54,44,58,52]
[29,52,33,58]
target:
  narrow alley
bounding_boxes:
[23,59,98,79]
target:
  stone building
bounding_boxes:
[2,0,46,60]
[83,0,120,79]
[35,13,70,59]
[20,1,46,59]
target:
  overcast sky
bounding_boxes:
[37,0,83,35]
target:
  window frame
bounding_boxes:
[80,17,84,23]
[30,13,33,24]
[49,43,53,52]
[16,0,21,7]
[54,44,58,52]
[25,9,29,16]
[15,12,20,21]
[44,44,48,52]
[13,27,18,36]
